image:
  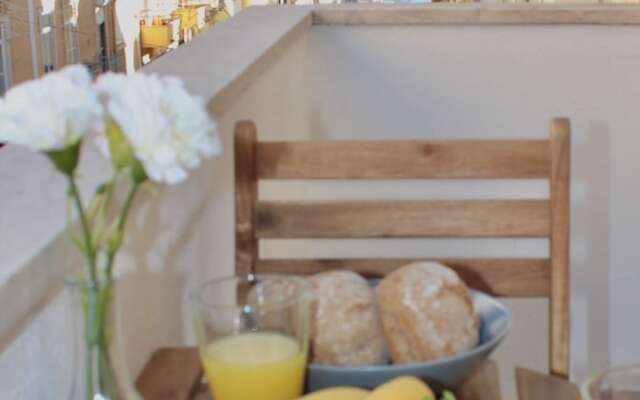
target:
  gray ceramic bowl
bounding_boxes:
[306,290,510,392]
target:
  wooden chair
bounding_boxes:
[234,119,571,378]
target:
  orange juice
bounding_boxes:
[201,332,307,400]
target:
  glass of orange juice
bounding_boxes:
[190,274,313,400]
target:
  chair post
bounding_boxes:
[234,121,258,277]
[549,117,571,378]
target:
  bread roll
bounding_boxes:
[308,271,386,366]
[377,262,479,364]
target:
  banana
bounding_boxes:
[364,376,435,400]
[297,387,370,400]
[299,376,437,400]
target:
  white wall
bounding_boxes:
[306,23,640,396]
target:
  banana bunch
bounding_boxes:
[298,376,456,400]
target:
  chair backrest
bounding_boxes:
[233,119,571,378]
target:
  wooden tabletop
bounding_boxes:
[136,347,582,400]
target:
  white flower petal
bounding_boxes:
[152,144,178,170]
[0,65,102,151]
[163,166,188,185]
[95,72,221,184]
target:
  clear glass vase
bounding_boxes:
[66,277,142,400]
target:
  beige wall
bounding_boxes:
[104,2,118,70]
[77,0,97,65]
[7,0,39,84]
[53,0,66,69]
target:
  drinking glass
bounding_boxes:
[190,274,313,400]
[582,365,640,400]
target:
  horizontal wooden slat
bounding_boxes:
[256,200,550,238]
[257,258,550,297]
[257,140,549,179]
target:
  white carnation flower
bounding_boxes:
[0,65,103,151]
[96,72,220,184]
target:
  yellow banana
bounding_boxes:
[297,387,370,400]
[365,376,435,400]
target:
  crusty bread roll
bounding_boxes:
[308,271,386,366]
[377,262,479,364]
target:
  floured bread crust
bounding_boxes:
[308,271,387,366]
[377,262,479,364]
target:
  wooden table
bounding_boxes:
[136,347,582,400]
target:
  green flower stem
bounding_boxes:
[81,280,119,399]
[90,175,118,254]
[103,176,117,215]
[68,175,101,400]
[83,284,99,400]
[68,163,141,399]
[105,181,139,279]
[96,282,119,398]
[68,176,98,285]
[85,346,93,400]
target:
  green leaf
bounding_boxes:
[131,158,147,184]
[106,224,124,255]
[66,223,86,253]
[86,191,104,223]
[91,206,106,250]
[95,183,109,196]
[45,140,81,176]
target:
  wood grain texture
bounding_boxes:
[257,258,550,297]
[516,367,580,400]
[549,118,571,378]
[136,347,203,400]
[256,200,550,238]
[235,122,259,277]
[234,119,572,377]
[312,4,640,26]
[457,360,502,400]
[257,140,550,179]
